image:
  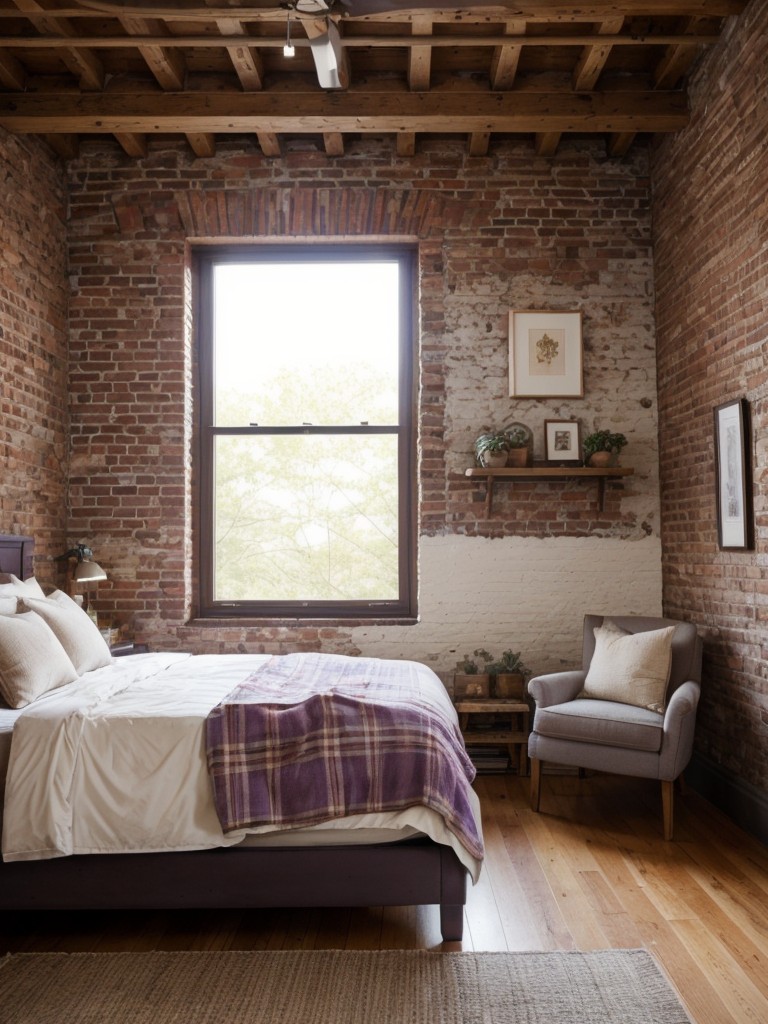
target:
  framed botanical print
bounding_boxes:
[544,419,582,464]
[509,310,583,398]
[713,398,753,550]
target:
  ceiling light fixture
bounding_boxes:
[283,14,295,58]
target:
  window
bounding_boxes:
[195,244,416,619]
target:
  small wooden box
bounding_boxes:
[453,673,490,699]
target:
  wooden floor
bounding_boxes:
[2,773,767,1024]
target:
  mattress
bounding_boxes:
[1,652,482,879]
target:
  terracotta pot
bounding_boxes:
[588,451,613,467]
[492,672,525,699]
[506,448,529,467]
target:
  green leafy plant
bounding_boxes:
[488,649,530,677]
[582,429,628,459]
[505,425,530,449]
[456,648,493,674]
[474,432,509,466]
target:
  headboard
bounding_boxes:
[0,534,34,581]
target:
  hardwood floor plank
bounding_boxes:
[2,772,767,1024]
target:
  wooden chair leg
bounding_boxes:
[530,757,542,812]
[661,779,674,840]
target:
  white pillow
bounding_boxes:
[19,590,112,675]
[580,620,676,713]
[0,596,19,616]
[0,575,46,600]
[0,611,79,708]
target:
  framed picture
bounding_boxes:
[544,420,582,464]
[509,310,583,398]
[713,398,753,550]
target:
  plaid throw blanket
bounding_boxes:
[205,653,483,862]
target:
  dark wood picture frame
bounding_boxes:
[544,419,582,465]
[713,398,753,550]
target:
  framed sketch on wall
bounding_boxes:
[713,398,753,550]
[509,310,583,398]
[544,419,582,464]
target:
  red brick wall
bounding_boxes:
[652,1,768,797]
[65,137,659,655]
[0,129,69,583]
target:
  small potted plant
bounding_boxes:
[454,648,493,699]
[488,649,530,699]
[474,432,509,469]
[582,429,628,468]
[504,423,532,467]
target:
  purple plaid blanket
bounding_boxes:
[205,653,483,862]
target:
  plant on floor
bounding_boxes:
[488,649,530,678]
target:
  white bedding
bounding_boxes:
[1,653,482,881]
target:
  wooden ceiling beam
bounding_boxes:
[573,16,624,91]
[0,47,27,91]
[15,3,745,22]
[44,132,79,160]
[468,132,491,157]
[323,131,344,156]
[217,17,265,91]
[408,17,432,93]
[9,0,104,90]
[0,32,723,50]
[0,88,689,135]
[396,133,416,157]
[535,131,561,156]
[118,15,186,91]
[256,131,281,156]
[114,131,148,157]
[490,20,526,91]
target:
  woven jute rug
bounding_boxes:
[0,948,690,1024]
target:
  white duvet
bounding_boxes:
[1,653,482,881]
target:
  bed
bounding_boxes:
[0,534,480,941]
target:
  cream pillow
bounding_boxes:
[0,596,18,616]
[0,610,79,708]
[0,574,46,600]
[19,590,112,676]
[580,620,676,713]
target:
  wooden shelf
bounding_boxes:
[465,465,634,516]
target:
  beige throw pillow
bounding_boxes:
[0,574,46,600]
[581,620,676,713]
[19,590,112,676]
[0,610,79,708]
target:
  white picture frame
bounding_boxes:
[509,310,583,398]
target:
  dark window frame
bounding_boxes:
[194,242,417,620]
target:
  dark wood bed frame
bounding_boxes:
[0,534,468,941]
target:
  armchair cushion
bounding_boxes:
[580,620,675,712]
[533,698,664,753]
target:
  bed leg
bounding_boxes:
[440,904,464,942]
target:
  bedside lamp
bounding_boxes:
[56,544,107,622]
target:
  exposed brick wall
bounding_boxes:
[0,129,69,583]
[652,0,768,794]
[64,136,660,661]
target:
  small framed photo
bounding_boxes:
[544,419,582,464]
[509,310,583,398]
[713,398,753,550]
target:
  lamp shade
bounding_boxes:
[74,559,107,583]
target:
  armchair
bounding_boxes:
[528,615,703,840]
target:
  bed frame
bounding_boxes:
[0,534,468,941]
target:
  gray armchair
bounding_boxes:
[528,615,703,840]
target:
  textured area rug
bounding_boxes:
[0,949,690,1024]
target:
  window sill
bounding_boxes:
[184,617,419,629]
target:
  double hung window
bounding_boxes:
[195,244,416,619]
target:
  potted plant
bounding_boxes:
[454,648,493,699]
[488,649,530,699]
[474,432,509,469]
[504,423,532,467]
[582,429,628,468]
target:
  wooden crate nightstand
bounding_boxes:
[455,698,530,775]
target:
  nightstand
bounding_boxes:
[110,641,149,658]
[455,698,530,775]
